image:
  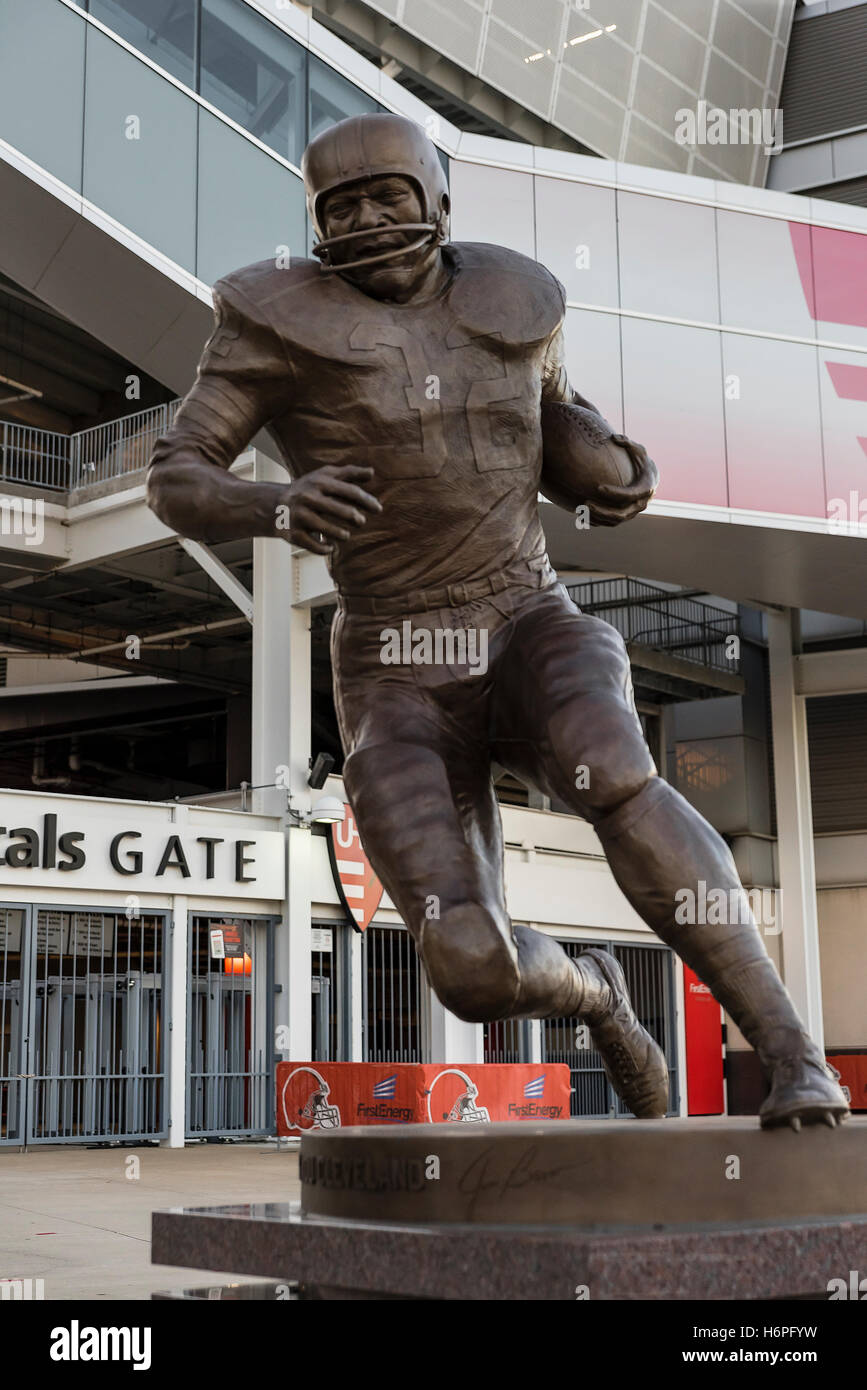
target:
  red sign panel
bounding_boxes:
[826,1054,867,1111]
[328,804,383,932]
[683,964,724,1115]
[276,1061,572,1134]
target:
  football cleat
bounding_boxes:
[575,947,669,1119]
[757,1030,850,1130]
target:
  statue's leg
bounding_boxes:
[493,583,848,1129]
[335,604,669,1116]
[340,686,587,1024]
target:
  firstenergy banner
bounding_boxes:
[276,1061,571,1135]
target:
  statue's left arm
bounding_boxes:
[540,326,659,526]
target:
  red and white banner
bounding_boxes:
[276,1061,572,1134]
[328,804,383,932]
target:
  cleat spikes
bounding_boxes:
[823,1111,837,1128]
[789,1115,801,1133]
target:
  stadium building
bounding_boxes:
[0,0,865,1146]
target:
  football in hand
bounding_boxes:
[539,400,635,510]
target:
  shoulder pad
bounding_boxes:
[447,242,565,345]
[214,257,322,326]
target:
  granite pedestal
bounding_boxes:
[152,1116,867,1300]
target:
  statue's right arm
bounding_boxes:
[145,281,297,544]
[146,279,381,553]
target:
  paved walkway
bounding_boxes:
[0,1142,300,1300]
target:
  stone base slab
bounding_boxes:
[151,1118,867,1300]
[151,1202,867,1299]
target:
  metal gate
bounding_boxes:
[362,925,427,1062]
[0,903,166,1145]
[484,1018,529,1062]
[312,923,351,1062]
[186,914,275,1137]
[542,939,678,1117]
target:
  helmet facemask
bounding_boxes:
[314,174,448,278]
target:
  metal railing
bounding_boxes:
[565,577,740,674]
[0,420,71,490]
[0,399,181,493]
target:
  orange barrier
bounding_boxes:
[276,1061,572,1135]
[827,1054,867,1111]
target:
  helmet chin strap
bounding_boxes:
[312,220,446,273]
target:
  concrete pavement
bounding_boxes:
[0,1142,300,1300]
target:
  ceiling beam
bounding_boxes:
[795,647,867,697]
[178,538,254,622]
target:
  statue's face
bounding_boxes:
[319,174,441,298]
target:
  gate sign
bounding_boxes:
[209,923,245,959]
[328,804,383,933]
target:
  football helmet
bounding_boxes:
[302,113,449,273]
[426,1068,490,1124]
[280,1066,341,1133]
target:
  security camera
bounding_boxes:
[308,752,335,789]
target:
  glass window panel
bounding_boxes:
[447,162,536,255]
[88,0,196,89]
[309,54,381,144]
[809,224,867,352]
[621,318,728,507]
[83,28,197,271]
[819,346,867,511]
[535,179,619,309]
[618,193,719,323]
[562,308,624,430]
[0,0,85,189]
[722,333,825,517]
[196,110,307,286]
[200,0,306,166]
[717,209,817,338]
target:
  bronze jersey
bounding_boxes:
[151,242,569,596]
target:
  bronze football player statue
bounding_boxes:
[147,113,848,1130]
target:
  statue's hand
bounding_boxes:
[585,438,659,527]
[281,464,382,555]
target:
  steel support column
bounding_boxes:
[766,608,825,1048]
[252,451,312,1061]
[165,889,188,1149]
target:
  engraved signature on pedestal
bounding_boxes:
[456,1143,582,1218]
